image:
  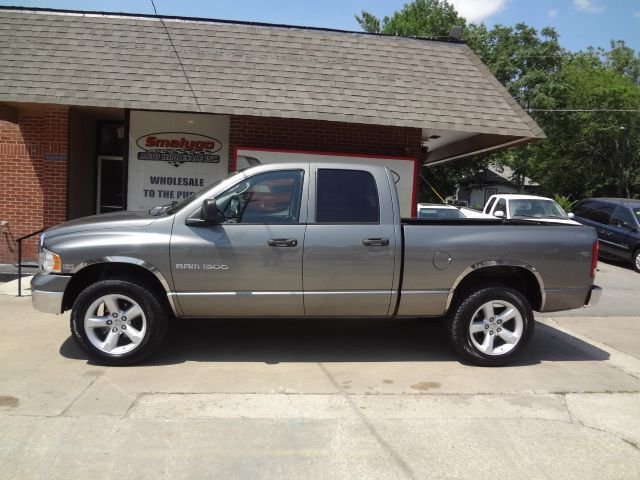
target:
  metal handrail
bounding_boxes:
[16,227,49,297]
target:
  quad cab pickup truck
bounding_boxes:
[32,163,601,366]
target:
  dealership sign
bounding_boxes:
[136,132,223,167]
[127,111,230,211]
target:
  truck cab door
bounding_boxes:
[302,165,400,316]
[607,206,636,260]
[170,167,308,317]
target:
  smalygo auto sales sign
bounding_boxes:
[127,110,230,210]
[136,132,223,167]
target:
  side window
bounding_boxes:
[572,200,593,216]
[610,206,635,229]
[588,202,614,225]
[214,170,304,224]
[495,199,507,214]
[485,197,497,213]
[316,169,379,223]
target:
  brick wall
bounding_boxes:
[229,116,423,171]
[0,105,69,263]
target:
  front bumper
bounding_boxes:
[31,273,72,315]
[585,285,602,307]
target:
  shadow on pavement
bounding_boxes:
[599,257,636,272]
[59,316,610,367]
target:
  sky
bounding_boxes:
[0,0,638,52]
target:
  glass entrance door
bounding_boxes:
[97,155,124,213]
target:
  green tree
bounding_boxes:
[356,0,465,38]
[604,40,640,85]
[530,50,640,198]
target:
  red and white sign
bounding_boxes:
[127,111,229,210]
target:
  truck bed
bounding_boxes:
[401,218,577,226]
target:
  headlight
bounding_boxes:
[40,248,62,273]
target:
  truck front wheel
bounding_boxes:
[70,279,168,366]
[448,287,534,366]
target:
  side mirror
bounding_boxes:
[493,210,505,218]
[201,199,225,223]
[568,212,575,219]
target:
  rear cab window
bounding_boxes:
[316,169,379,223]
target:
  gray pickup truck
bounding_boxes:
[32,163,601,366]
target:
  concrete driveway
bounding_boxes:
[1,262,640,479]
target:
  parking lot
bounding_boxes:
[1,260,639,479]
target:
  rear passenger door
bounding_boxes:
[608,206,636,260]
[585,202,616,256]
[302,166,399,316]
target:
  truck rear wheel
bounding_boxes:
[448,286,534,366]
[70,279,168,366]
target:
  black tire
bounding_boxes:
[633,249,640,273]
[70,279,168,366]
[448,286,534,366]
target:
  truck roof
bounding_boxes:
[490,194,556,201]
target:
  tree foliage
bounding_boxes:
[356,1,640,201]
[531,50,640,198]
[356,0,464,38]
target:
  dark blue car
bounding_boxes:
[572,198,640,272]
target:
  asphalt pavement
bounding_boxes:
[0,261,639,479]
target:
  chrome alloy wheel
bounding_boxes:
[635,251,640,272]
[468,300,524,356]
[84,294,147,355]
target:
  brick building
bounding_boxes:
[0,7,544,263]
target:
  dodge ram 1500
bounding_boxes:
[32,163,601,366]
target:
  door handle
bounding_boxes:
[268,238,298,247]
[362,238,389,247]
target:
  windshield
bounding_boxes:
[508,199,568,219]
[163,171,240,216]
[634,208,640,224]
[418,208,465,219]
